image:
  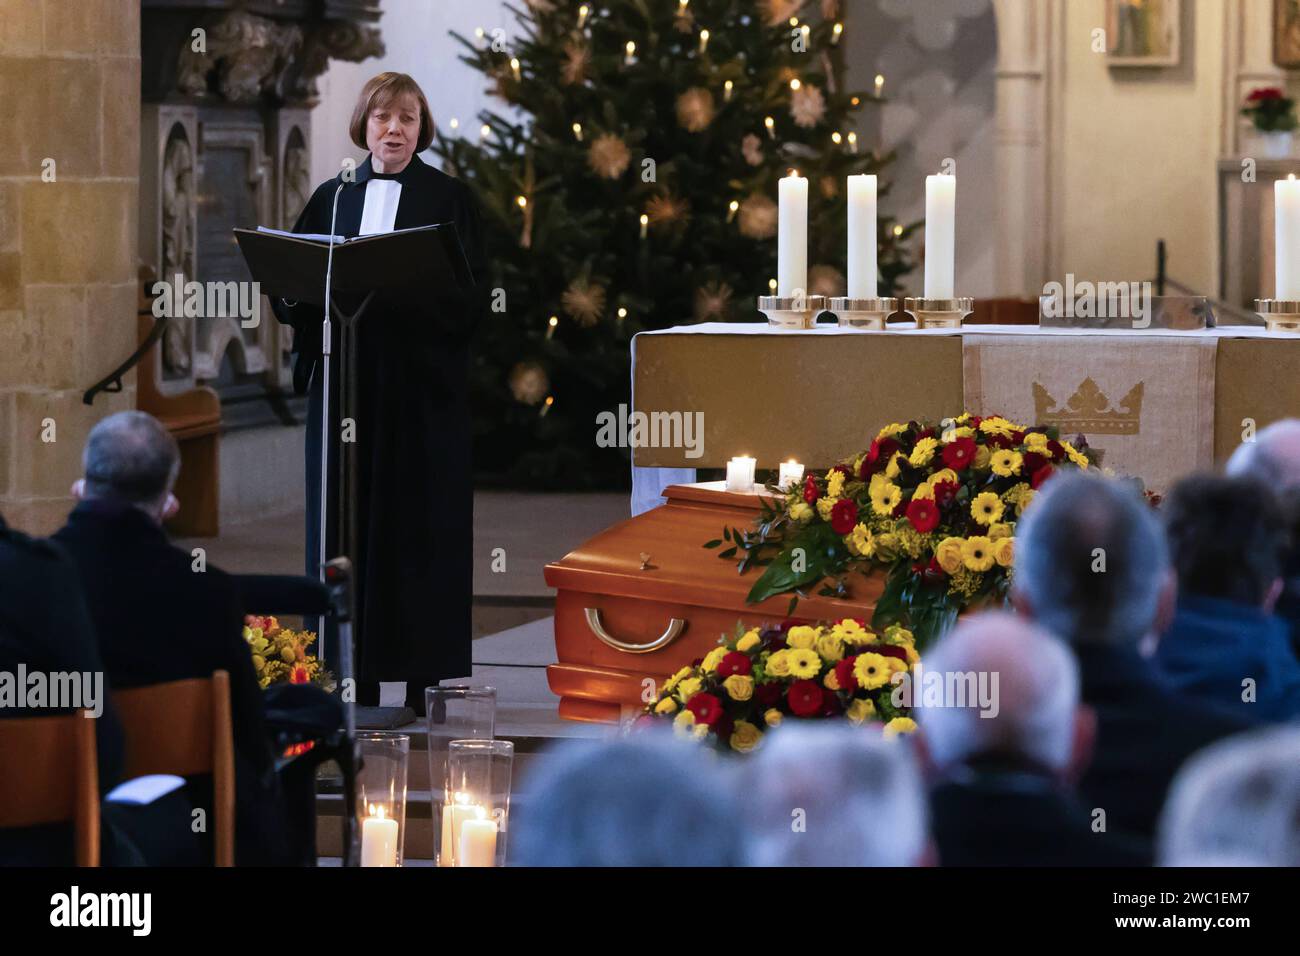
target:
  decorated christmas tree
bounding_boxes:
[434,0,918,488]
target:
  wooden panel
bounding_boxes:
[1214,337,1300,462]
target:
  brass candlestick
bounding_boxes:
[828,296,899,330]
[757,294,827,330]
[1253,299,1300,333]
[903,296,974,329]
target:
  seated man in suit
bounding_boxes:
[921,613,1145,866]
[52,411,289,865]
[1227,418,1300,651]
[1013,473,1253,852]
[0,511,134,865]
[1156,474,1300,722]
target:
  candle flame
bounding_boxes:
[516,195,527,208]
[548,315,558,327]
[788,168,800,177]
[790,78,801,91]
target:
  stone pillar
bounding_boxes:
[0,0,140,533]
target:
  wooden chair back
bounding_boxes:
[0,711,100,866]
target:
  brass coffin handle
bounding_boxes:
[583,607,686,654]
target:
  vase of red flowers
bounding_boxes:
[1243,87,1297,158]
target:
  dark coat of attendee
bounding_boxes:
[52,498,289,865]
[1156,595,1300,722]
[930,755,1149,867]
[0,514,129,865]
[1075,642,1254,844]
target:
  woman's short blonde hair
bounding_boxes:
[349,72,435,153]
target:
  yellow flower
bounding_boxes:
[1018,489,1037,514]
[831,618,870,645]
[853,652,894,690]
[979,416,1016,438]
[673,710,696,734]
[883,717,918,738]
[730,720,762,753]
[911,481,934,501]
[251,654,266,672]
[702,646,728,673]
[723,674,754,701]
[876,422,908,441]
[676,676,703,701]
[736,629,761,653]
[824,669,841,691]
[280,646,296,664]
[941,425,975,442]
[787,647,822,680]
[1060,440,1089,468]
[971,491,1004,526]
[962,536,996,572]
[988,522,1013,540]
[870,481,902,516]
[664,666,692,692]
[815,630,845,662]
[816,496,838,521]
[766,649,792,677]
[654,696,678,715]
[993,536,1015,568]
[885,624,915,645]
[847,523,876,558]
[885,451,906,479]
[764,708,783,727]
[935,536,966,574]
[789,501,814,521]
[931,468,960,488]
[786,625,818,650]
[825,468,845,499]
[1023,431,1049,451]
[692,723,710,740]
[909,437,939,467]
[973,445,991,470]
[846,697,876,724]
[990,449,1023,477]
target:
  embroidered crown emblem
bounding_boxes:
[1032,377,1144,435]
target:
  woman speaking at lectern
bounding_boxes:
[272,73,485,713]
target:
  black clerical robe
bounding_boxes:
[272,154,485,686]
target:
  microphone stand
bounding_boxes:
[319,183,345,608]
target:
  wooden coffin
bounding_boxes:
[545,483,884,723]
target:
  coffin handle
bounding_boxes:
[583,607,686,654]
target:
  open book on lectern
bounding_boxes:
[233,222,473,310]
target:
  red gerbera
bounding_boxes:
[942,437,977,470]
[860,436,901,479]
[1031,463,1055,489]
[686,692,723,726]
[834,656,859,692]
[932,479,958,508]
[905,497,939,533]
[830,497,859,534]
[717,651,752,677]
[787,680,824,717]
[803,473,820,504]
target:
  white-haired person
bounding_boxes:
[1158,724,1300,867]
[920,613,1146,866]
[738,723,929,867]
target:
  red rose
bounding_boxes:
[686,692,723,726]
[712,713,735,740]
[1046,439,1065,462]
[942,437,977,470]
[1031,463,1055,489]
[718,651,752,677]
[917,427,935,441]
[821,691,843,717]
[777,618,808,632]
[860,436,901,479]
[834,656,859,692]
[905,497,939,533]
[868,643,910,664]
[932,480,958,508]
[1022,451,1047,474]
[787,680,824,717]
[803,473,820,504]
[832,464,853,479]
[1249,87,1284,102]
[755,682,784,707]
[830,497,859,534]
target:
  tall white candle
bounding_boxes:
[1276,175,1300,300]
[361,807,400,867]
[439,797,486,867]
[924,174,956,299]
[458,818,499,867]
[778,172,808,298]
[726,456,756,492]
[847,175,878,299]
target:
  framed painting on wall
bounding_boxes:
[1106,0,1180,68]
[1276,0,1300,68]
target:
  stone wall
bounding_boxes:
[0,0,140,533]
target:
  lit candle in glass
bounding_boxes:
[458,818,499,867]
[439,794,487,867]
[361,804,399,867]
[726,456,757,492]
[778,460,805,491]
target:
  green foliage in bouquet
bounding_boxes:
[433,0,918,487]
[704,413,1096,647]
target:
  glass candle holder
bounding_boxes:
[445,739,514,867]
[356,732,409,867]
[426,685,496,866]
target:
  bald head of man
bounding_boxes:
[1227,418,1300,492]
